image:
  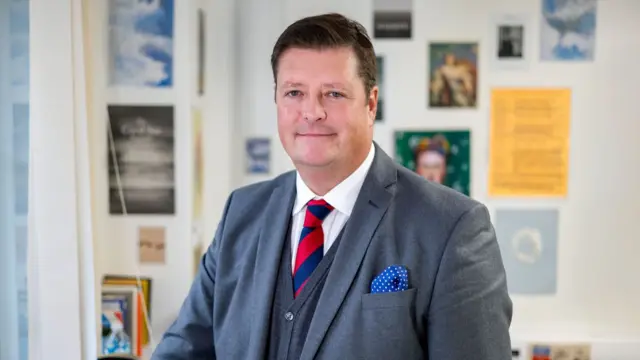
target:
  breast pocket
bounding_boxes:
[359,288,422,359]
[361,288,417,309]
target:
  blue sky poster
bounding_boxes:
[109,0,174,87]
[540,0,596,61]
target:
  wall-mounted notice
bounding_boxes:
[373,0,412,39]
[488,88,571,197]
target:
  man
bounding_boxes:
[151,13,512,360]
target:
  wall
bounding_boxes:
[235,0,640,357]
[87,0,235,353]
[89,0,640,357]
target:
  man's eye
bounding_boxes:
[328,91,344,98]
[285,90,301,97]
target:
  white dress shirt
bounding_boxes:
[290,143,376,270]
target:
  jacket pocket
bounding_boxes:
[361,288,417,309]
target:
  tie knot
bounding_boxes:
[304,199,334,227]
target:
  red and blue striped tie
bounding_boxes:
[293,199,334,298]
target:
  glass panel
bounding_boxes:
[0,0,29,359]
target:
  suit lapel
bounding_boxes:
[299,145,398,360]
[245,172,296,359]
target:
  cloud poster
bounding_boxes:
[108,0,175,87]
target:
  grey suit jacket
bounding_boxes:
[151,143,513,360]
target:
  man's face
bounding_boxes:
[416,150,447,183]
[275,47,377,169]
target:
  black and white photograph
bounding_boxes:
[489,13,531,70]
[373,0,412,39]
[498,25,523,58]
[107,105,175,215]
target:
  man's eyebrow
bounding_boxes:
[281,81,304,88]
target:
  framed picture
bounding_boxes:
[395,130,471,196]
[428,42,478,108]
[489,13,532,70]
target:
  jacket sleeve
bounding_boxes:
[427,203,513,359]
[150,192,234,360]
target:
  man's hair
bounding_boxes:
[270,13,377,96]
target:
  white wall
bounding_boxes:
[234,0,640,357]
[87,0,235,353]
[90,0,640,357]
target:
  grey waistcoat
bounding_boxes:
[266,222,347,360]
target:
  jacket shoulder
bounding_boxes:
[394,165,484,222]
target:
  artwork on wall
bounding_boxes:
[108,0,175,87]
[529,342,591,360]
[395,130,471,196]
[197,8,206,96]
[138,226,166,264]
[107,105,175,215]
[9,1,29,88]
[373,0,412,39]
[540,0,596,61]
[192,108,203,221]
[494,208,559,295]
[488,88,571,197]
[375,55,385,121]
[428,42,478,108]
[489,13,531,70]
[245,137,270,174]
[12,103,29,216]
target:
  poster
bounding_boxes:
[529,343,591,360]
[138,226,166,263]
[108,0,174,87]
[197,8,205,96]
[107,105,175,214]
[428,42,478,108]
[395,130,471,196]
[375,55,385,121]
[246,137,270,174]
[488,88,571,197]
[192,108,203,221]
[373,0,412,39]
[489,13,531,70]
[540,0,596,61]
[494,209,559,295]
[13,103,29,216]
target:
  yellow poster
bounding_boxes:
[193,108,203,219]
[488,88,571,197]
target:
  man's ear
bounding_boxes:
[368,85,379,124]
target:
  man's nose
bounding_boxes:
[301,94,327,122]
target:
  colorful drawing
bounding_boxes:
[395,130,471,196]
[428,42,478,108]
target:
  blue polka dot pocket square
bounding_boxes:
[370,265,409,294]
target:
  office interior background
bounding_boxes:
[0,0,638,359]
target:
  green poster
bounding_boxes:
[394,130,471,196]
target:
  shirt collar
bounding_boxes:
[293,143,376,216]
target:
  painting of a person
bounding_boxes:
[429,43,478,107]
[413,135,450,184]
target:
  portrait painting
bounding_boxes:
[108,0,175,87]
[395,130,471,196]
[428,42,478,108]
